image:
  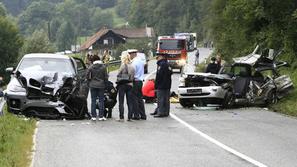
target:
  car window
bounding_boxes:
[233,66,249,76]
[74,58,86,72]
[18,58,75,74]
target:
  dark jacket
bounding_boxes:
[87,61,108,89]
[155,59,172,90]
[205,62,220,74]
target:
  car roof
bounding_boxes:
[23,53,71,60]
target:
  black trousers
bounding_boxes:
[156,89,170,116]
[118,84,133,119]
[132,81,146,119]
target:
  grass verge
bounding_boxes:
[0,105,36,167]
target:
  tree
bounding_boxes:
[21,29,56,55]
[49,19,61,42]
[56,22,76,51]
[116,0,132,18]
[0,16,23,79]
[18,1,54,35]
[204,0,297,63]
[90,8,113,31]
[0,3,7,16]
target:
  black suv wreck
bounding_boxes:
[4,53,90,119]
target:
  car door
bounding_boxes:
[73,57,89,97]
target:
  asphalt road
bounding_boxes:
[33,48,297,167]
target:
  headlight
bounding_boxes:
[221,83,229,89]
[7,79,26,92]
[179,77,186,87]
[178,59,187,66]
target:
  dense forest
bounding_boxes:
[1,0,297,67]
[0,0,130,52]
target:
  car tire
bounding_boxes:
[266,90,278,105]
[179,98,193,108]
[222,91,234,109]
[195,100,207,107]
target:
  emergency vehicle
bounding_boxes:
[156,36,188,73]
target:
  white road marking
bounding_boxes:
[30,121,39,167]
[170,113,268,167]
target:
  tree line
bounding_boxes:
[0,0,129,52]
[129,0,297,66]
[1,0,297,79]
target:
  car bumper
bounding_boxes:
[178,86,227,99]
[5,91,27,113]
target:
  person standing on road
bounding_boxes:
[86,55,108,121]
[195,49,200,65]
[116,51,135,122]
[128,49,147,120]
[153,53,172,118]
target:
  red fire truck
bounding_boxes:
[156,36,188,73]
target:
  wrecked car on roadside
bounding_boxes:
[4,53,90,119]
[178,46,294,108]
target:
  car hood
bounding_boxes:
[8,70,74,89]
[233,54,262,66]
[184,72,231,80]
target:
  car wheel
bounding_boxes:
[195,100,206,107]
[222,91,234,109]
[266,90,278,105]
[179,98,193,108]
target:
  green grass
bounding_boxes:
[271,70,297,116]
[0,106,36,167]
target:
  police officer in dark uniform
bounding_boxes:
[153,53,173,117]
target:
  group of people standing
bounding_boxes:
[86,49,173,122]
[85,49,111,68]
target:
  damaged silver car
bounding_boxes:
[4,53,90,119]
[178,46,294,108]
[228,46,294,106]
[178,72,232,108]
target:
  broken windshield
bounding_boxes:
[18,58,75,74]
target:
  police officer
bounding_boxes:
[153,53,172,117]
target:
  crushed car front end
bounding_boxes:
[178,73,232,107]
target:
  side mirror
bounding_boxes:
[5,67,14,74]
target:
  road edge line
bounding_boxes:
[30,121,39,167]
[170,113,268,167]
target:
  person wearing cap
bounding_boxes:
[128,49,146,120]
[152,53,172,117]
[205,57,220,74]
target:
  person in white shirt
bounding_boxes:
[128,49,146,120]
